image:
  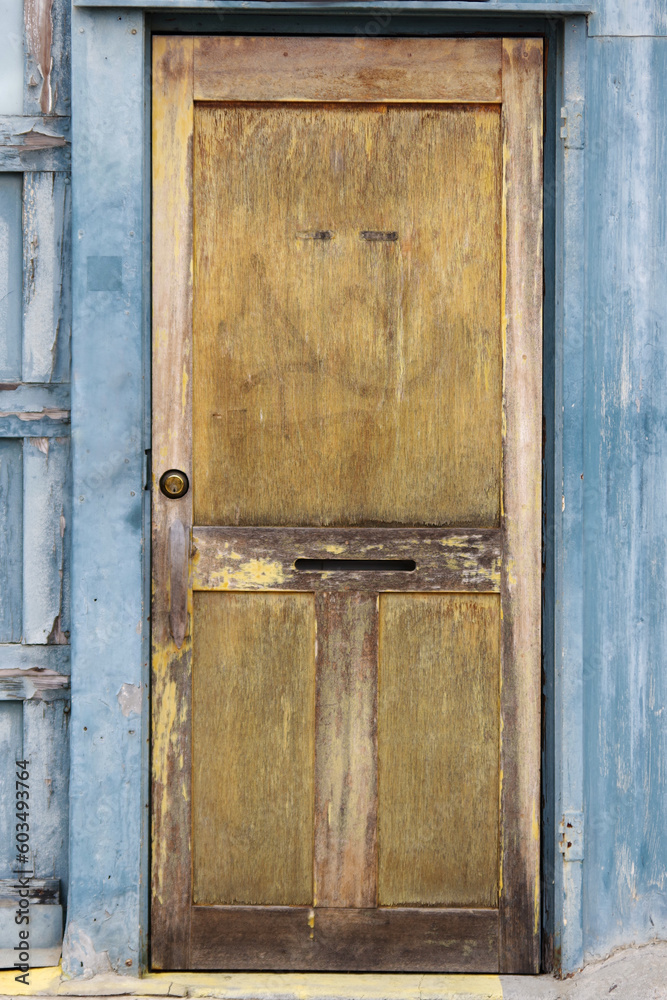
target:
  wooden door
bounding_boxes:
[151,35,542,974]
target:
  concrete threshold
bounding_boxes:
[1,945,666,1000]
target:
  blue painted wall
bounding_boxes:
[582,32,667,960]
[66,8,149,975]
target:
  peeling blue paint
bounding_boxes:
[583,33,667,962]
[67,8,148,976]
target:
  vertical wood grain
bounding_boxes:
[22,172,71,383]
[22,699,69,895]
[151,35,194,970]
[500,37,543,973]
[314,592,378,908]
[0,702,23,875]
[24,0,70,117]
[378,593,500,908]
[192,592,316,906]
[0,439,23,643]
[0,174,23,382]
[22,436,69,644]
[193,103,502,528]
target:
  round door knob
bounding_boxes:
[159,469,189,499]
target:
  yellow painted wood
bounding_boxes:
[498,38,543,971]
[192,592,316,905]
[151,35,195,968]
[193,103,502,527]
[193,36,502,104]
[378,594,500,907]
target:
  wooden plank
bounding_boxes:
[0,116,70,172]
[193,101,502,528]
[190,906,499,972]
[193,528,501,593]
[499,37,543,974]
[151,34,194,971]
[314,592,378,908]
[22,700,69,891]
[77,0,593,9]
[0,174,22,381]
[22,173,71,383]
[0,383,70,437]
[0,644,70,671]
[24,0,71,117]
[22,436,69,644]
[0,667,69,701]
[194,36,502,103]
[0,384,69,412]
[0,440,23,643]
[192,592,316,906]
[378,594,500,908]
[0,702,23,876]
[0,414,69,437]
[0,879,60,904]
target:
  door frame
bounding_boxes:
[151,32,541,974]
[68,3,587,977]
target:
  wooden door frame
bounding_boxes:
[151,33,542,974]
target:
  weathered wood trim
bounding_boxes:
[0,441,23,642]
[0,667,69,701]
[0,879,60,904]
[194,36,502,103]
[192,528,502,593]
[314,593,378,908]
[190,906,499,971]
[22,700,69,889]
[24,0,71,117]
[0,643,70,671]
[23,173,72,383]
[0,416,69,437]
[0,384,70,410]
[0,116,70,172]
[75,0,593,12]
[499,37,543,974]
[151,35,194,971]
[0,375,70,435]
[22,436,70,645]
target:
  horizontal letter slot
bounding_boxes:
[295,559,416,573]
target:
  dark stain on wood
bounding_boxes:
[360,231,398,241]
[314,592,378,908]
[296,230,334,240]
[192,526,502,594]
[190,905,499,971]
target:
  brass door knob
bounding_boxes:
[159,469,189,499]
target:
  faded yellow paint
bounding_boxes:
[533,799,541,935]
[0,968,504,998]
[192,592,315,905]
[193,102,502,528]
[203,557,286,590]
[151,649,180,905]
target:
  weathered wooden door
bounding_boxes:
[151,35,542,973]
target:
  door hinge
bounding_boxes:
[559,810,584,862]
[560,102,585,149]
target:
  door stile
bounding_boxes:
[314,591,379,908]
[152,35,195,971]
[499,37,543,973]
